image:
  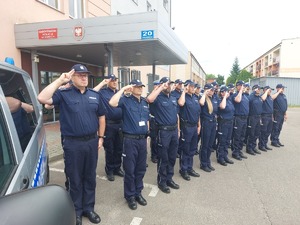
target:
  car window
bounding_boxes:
[0,109,17,195]
[0,68,37,152]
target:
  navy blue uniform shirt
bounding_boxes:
[274,93,288,113]
[262,95,273,114]
[171,89,182,100]
[118,95,149,135]
[248,93,263,116]
[52,86,106,136]
[232,93,249,116]
[152,92,178,126]
[179,93,201,124]
[99,87,122,121]
[217,97,235,120]
[201,96,218,121]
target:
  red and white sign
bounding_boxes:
[74,26,84,41]
[38,28,58,40]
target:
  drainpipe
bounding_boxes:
[31,50,39,93]
[105,44,113,75]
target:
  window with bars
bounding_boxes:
[38,0,60,10]
[147,1,152,11]
[69,0,83,18]
[118,68,142,88]
[163,0,169,11]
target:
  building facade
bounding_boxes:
[244,37,300,78]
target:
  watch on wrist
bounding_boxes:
[98,135,106,139]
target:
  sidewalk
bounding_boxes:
[45,122,63,162]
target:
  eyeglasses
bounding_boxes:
[74,73,89,78]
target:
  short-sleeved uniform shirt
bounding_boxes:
[152,92,178,126]
[262,95,273,114]
[99,87,122,121]
[274,93,288,113]
[118,95,149,135]
[231,93,249,116]
[217,97,235,120]
[179,93,201,124]
[52,86,106,136]
[248,93,263,116]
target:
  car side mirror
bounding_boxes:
[0,185,75,225]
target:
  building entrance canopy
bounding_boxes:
[14,11,188,68]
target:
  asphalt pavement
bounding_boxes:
[47,107,300,225]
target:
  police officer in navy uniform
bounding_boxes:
[147,77,180,194]
[246,84,268,155]
[258,86,274,151]
[38,64,105,225]
[171,79,183,157]
[231,80,249,160]
[199,83,218,172]
[178,80,201,180]
[243,83,251,146]
[271,84,288,147]
[149,80,160,163]
[109,79,149,210]
[93,74,124,181]
[216,86,235,166]
[194,83,202,155]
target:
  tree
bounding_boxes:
[237,69,253,83]
[226,57,240,85]
[206,74,216,80]
[216,74,225,85]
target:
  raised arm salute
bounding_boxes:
[38,64,105,225]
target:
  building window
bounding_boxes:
[69,0,83,18]
[131,70,141,81]
[118,68,130,88]
[147,74,159,92]
[38,0,60,10]
[147,1,152,11]
[163,0,169,11]
[132,0,138,5]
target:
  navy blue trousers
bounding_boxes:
[63,137,98,217]
[179,125,198,172]
[217,120,233,161]
[259,114,273,148]
[103,123,123,174]
[157,128,178,186]
[199,120,217,167]
[149,117,158,160]
[247,115,261,151]
[232,116,247,157]
[122,137,147,200]
[271,112,284,144]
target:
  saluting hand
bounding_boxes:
[59,69,74,84]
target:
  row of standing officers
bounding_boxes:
[38,64,288,225]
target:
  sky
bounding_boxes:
[171,0,300,77]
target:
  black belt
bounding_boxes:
[261,113,272,117]
[106,120,122,124]
[64,133,97,141]
[157,124,177,131]
[218,118,233,123]
[249,115,261,118]
[123,133,147,140]
[182,122,198,127]
[235,115,248,119]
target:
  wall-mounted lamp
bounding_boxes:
[136,51,142,56]
[33,54,39,63]
[76,54,82,58]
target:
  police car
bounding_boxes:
[0,61,49,196]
